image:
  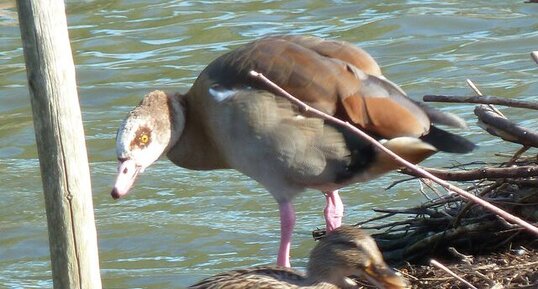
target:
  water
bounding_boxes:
[1,0,537,288]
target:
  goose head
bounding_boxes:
[308,226,409,289]
[111,90,184,199]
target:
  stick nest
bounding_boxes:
[370,166,538,266]
[348,150,538,289]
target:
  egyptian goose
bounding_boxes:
[111,35,474,267]
[189,226,409,289]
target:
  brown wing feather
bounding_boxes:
[202,35,430,139]
[275,35,383,77]
[364,97,427,137]
[339,69,430,138]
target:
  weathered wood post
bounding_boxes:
[16,0,102,288]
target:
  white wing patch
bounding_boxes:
[209,86,237,102]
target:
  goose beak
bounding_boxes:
[362,264,410,289]
[111,159,142,199]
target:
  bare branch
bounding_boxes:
[430,259,478,289]
[423,94,538,110]
[466,79,484,96]
[385,177,416,190]
[475,105,538,147]
[401,165,538,181]
[466,79,506,118]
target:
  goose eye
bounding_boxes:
[140,134,149,143]
[138,133,150,147]
[130,127,152,149]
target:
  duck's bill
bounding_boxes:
[111,159,141,199]
[362,265,410,289]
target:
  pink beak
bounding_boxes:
[111,159,141,199]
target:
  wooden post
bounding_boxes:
[16,1,102,288]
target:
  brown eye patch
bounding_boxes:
[130,126,152,149]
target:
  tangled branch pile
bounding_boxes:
[367,150,538,265]
[365,78,538,287]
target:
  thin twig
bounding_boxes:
[385,177,417,190]
[440,161,489,170]
[430,259,478,289]
[423,94,538,110]
[466,79,506,118]
[249,70,538,237]
[418,179,435,201]
[506,146,531,166]
[494,153,538,165]
[401,165,538,181]
[466,79,483,96]
[421,178,444,199]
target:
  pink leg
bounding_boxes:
[324,190,344,232]
[277,201,295,267]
